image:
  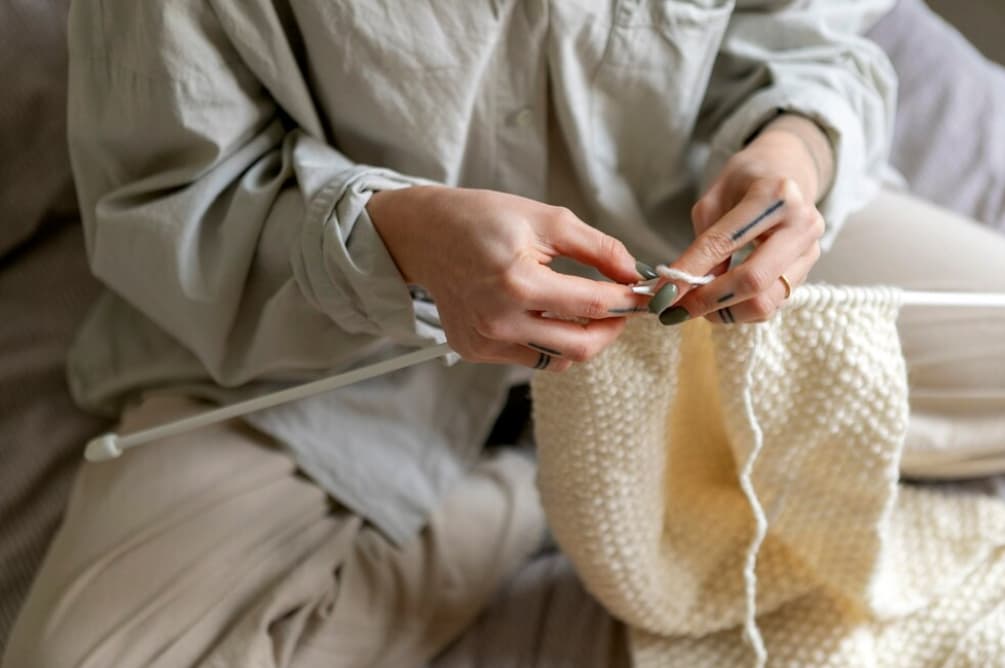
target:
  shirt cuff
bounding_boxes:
[299,166,447,346]
[702,87,884,251]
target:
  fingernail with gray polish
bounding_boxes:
[647,283,679,316]
[659,307,691,326]
[636,261,659,281]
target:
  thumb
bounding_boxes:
[543,209,640,284]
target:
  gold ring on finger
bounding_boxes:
[779,273,793,300]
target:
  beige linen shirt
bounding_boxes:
[66,0,896,542]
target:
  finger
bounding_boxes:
[541,208,641,284]
[461,330,576,372]
[519,344,574,373]
[487,343,576,373]
[706,246,819,326]
[470,307,628,363]
[523,266,650,319]
[677,224,817,319]
[525,348,573,373]
[505,313,627,364]
[669,178,798,299]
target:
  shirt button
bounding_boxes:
[511,107,535,128]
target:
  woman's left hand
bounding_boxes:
[654,114,834,326]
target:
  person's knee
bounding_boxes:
[3,560,162,668]
[3,596,94,668]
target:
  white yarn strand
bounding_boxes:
[736,328,770,667]
[654,265,715,285]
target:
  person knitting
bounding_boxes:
[5,2,1004,666]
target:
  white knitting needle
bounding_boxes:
[84,342,453,462]
[83,288,1005,463]
[656,265,1005,308]
[901,291,1005,307]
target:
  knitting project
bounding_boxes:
[532,285,1005,667]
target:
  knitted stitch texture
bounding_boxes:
[532,285,1005,667]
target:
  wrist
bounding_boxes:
[366,186,440,284]
[750,114,835,203]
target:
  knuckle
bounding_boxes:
[750,177,781,199]
[472,311,506,341]
[749,295,777,320]
[810,212,826,239]
[738,266,772,295]
[810,241,822,262]
[699,230,735,264]
[564,342,592,363]
[787,201,808,222]
[779,177,802,203]
[499,268,532,302]
[685,292,713,318]
[581,295,608,319]
[470,311,492,337]
[794,203,816,226]
[691,199,707,225]
[752,176,799,204]
[580,341,606,362]
[599,234,628,261]
[551,206,578,228]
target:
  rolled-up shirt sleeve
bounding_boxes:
[698,0,898,248]
[67,2,441,387]
[292,153,441,339]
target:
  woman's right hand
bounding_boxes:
[366,186,646,371]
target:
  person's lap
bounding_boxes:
[1,395,547,668]
[6,188,1005,668]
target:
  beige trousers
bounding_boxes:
[811,189,1005,477]
[2,395,550,668]
[4,189,1004,668]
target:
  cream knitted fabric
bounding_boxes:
[532,285,1005,667]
